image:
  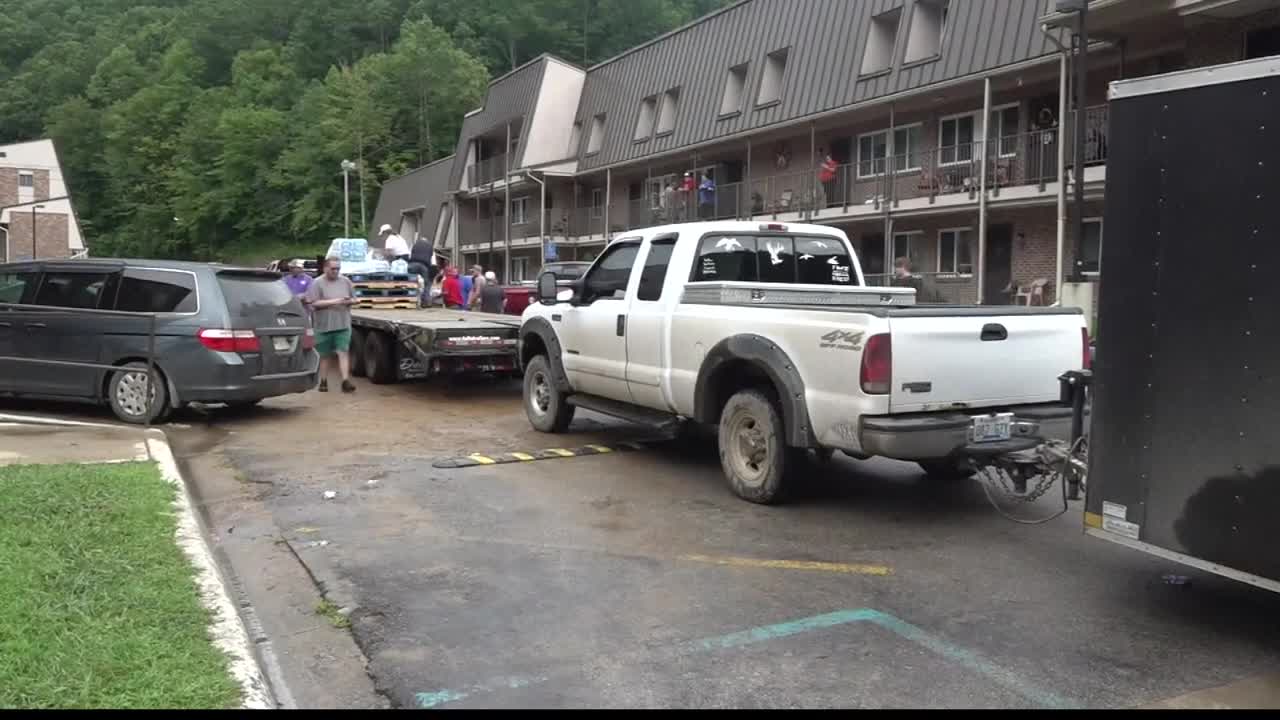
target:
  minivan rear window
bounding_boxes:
[217,272,295,318]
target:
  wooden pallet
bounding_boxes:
[354,287,417,298]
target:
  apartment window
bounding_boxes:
[511,196,529,225]
[893,231,923,269]
[937,228,974,276]
[939,113,976,165]
[720,63,749,117]
[587,114,606,155]
[904,0,948,64]
[861,8,903,76]
[857,124,922,178]
[655,88,679,136]
[634,96,658,141]
[590,188,604,218]
[756,48,789,107]
[511,257,529,283]
[569,121,582,155]
[18,172,34,188]
[989,104,1019,157]
[1080,219,1103,275]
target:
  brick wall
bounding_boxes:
[991,202,1104,301]
[1186,8,1280,69]
[6,212,69,261]
[33,169,50,201]
[0,168,16,209]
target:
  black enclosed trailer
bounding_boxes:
[1085,55,1280,593]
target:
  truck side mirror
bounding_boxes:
[537,272,559,304]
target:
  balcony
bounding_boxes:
[466,153,509,188]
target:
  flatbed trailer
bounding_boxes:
[1084,55,1280,593]
[349,308,521,384]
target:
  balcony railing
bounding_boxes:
[466,153,509,188]
[863,272,980,305]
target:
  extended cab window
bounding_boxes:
[33,271,112,309]
[636,237,677,302]
[693,234,757,281]
[116,269,198,313]
[796,236,856,285]
[583,242,640,302]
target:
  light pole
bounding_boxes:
[30,204,45,260]
[512,171,547,276]
[340,160,356,238]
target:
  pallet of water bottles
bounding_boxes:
[351,276,420,310]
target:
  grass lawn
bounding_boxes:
[0,462,242,709]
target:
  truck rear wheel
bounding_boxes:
[718,389,789,504]
[364,331,396,385]
[524,355,574,433]
[350,328,366,378]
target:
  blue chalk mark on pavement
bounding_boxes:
[416,675,544,708]
[415,608,1075,709]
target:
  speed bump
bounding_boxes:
[432,440,653,469]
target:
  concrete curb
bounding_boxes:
[145,430,276,709]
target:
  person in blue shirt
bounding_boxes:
[459,268,474,312]
[698,171,716,218]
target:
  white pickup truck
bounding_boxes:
[518,221,1089,504]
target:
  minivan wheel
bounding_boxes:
[718,389,789,504]
[350,329,367,377]
[108,362,170,424]
[523,355,574,433]
[364,331,396,384]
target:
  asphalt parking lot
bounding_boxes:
[5,380,1279,709]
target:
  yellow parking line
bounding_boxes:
[468,454,498,465]
[546,448,576,457]
[511,452,536,461]
[679,554,893,576]
[585,444,613,453]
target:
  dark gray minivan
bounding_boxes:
[0,259,318,423]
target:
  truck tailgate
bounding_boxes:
[887,312,1084,412]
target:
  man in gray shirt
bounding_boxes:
[303,256,359,393]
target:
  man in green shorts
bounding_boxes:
[304,256,359,393]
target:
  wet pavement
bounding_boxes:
[3,382,1279,709]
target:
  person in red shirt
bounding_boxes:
[441,264,464,308]
[817,149,839,208]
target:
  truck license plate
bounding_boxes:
[970,413,1014,443]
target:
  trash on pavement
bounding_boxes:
[323,490,337,500]
[1162,574,1191,586]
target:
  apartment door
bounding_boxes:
[984,225,1013,305]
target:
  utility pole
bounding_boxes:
[341,160,356,238]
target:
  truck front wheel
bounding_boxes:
[718,389,790,504]
[524,355,574,433]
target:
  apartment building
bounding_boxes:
[0,139,85,262]
[376,0,1280,306]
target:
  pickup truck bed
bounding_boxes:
[350,308,520,384]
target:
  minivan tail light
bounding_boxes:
[860,333,892,395]
[303,328,315,350]
[1081,327,1091,370]
[198,328,260,353]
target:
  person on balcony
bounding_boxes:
[698,171,716,219]
[817,149,838,208]
[679,172,695,221]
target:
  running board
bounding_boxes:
[567,394,681,433]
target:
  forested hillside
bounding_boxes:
[0,0,732,260]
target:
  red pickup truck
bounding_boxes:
[502,261,590,316]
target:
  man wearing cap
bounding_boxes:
[283,259,313,297]
[379,224,410,263]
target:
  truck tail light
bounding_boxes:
[1081,327,1091,370]
[303,328,315,350]
[860,333,892,395]
[198,328,260,353]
